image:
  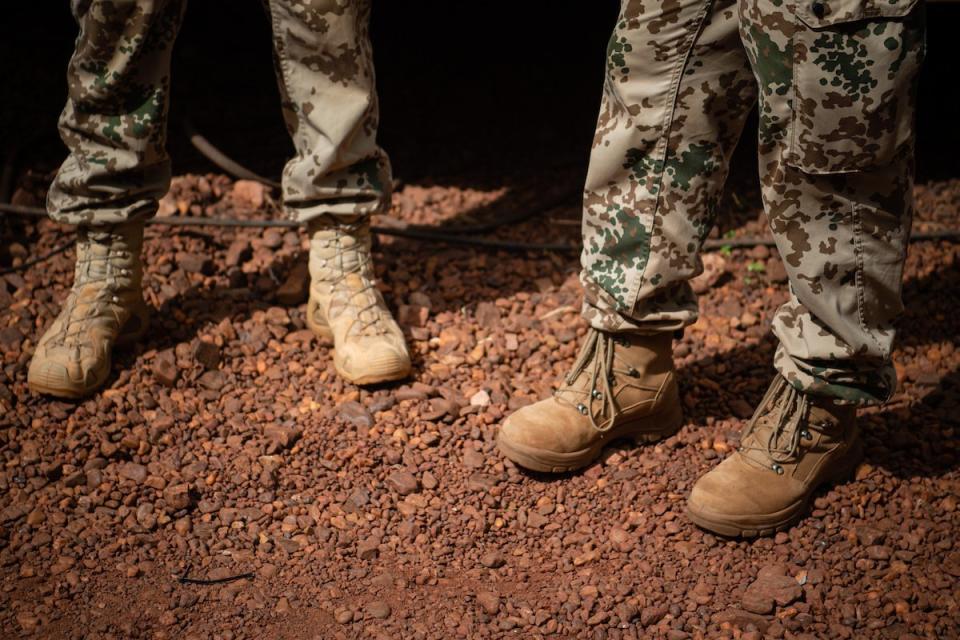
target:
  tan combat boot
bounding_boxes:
[686,374,862,537]
[306,216,411,385]
[28,222,149,399]
[497,328,682,473]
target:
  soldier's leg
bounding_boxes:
[580,0,758,333]
[265,0,409,385]
[686,0,924,537]
[498,0,757,473]
[48,0,185,225]
[30,0,186,399]
[744,0,924,405]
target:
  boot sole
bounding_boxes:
[306,310,410,385]
[685,440,864,538]
[28,310,149,400]
[496,402,684,473]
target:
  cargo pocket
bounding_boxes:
[788,0,924,174]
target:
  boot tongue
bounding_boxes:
[738,378,806,470]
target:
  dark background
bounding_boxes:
[1,1,957,197]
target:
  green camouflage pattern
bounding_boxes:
[581,0,924,405]
[48,0,390,226]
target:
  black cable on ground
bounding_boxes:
[3,201,960,275]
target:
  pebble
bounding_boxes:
[479,551,505,569]
[339,401,374,428]
[476,591,500,615]
[119,463,148,484]
[386,471,419,496]
[366,600,391,619]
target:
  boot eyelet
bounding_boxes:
[801,429,812,440]
[576,403,588,415]
[771,463,784,475]
[591,390,602,400]
[111,296,119,303]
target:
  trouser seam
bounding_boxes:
[788,11,801,168]
[851,199,885,356]
[630,0,714,311]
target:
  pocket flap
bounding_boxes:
[796,0,919,28]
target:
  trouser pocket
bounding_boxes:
[788,0,925,174]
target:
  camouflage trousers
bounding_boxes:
[581,0,925,405]
[48,0,390,226]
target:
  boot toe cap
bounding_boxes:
[497,397,596,460]
[335,339,411,384]
[28,357,95,398]
[688,458,770,516]
[687,455,807,536]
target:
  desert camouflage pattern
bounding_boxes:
[581,0,924,404]
[48,0,390,226]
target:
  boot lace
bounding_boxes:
[555,328,640,432]
[51,230,131,349]
[738,376,816,474]
[315,219,388,338]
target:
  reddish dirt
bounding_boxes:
[1,173,959,640]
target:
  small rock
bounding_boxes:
[233,180,266,209]
[640,605,668,626]
[193,341,220,370]
[479,550,505,569]
[178,253,213,275]
[339,401,374,428]
[366,600,391,620]
[163,483,195,511]
[741,569,802,614]
[476,591,500,615]
[386,471,419,496]
[275,597,292,614]
[462,448,484,468]
[855,526,885,546]
[197,370,225,391]
[474,301,501,327]
[152,350,179,387]
[470,390,491,407]
[357,538,380,560]
[866,545,892,561]
[49,555,76,575]
[119,463,148,484]
[264,424,302,450]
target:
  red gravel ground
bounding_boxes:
[1,170,959,640]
